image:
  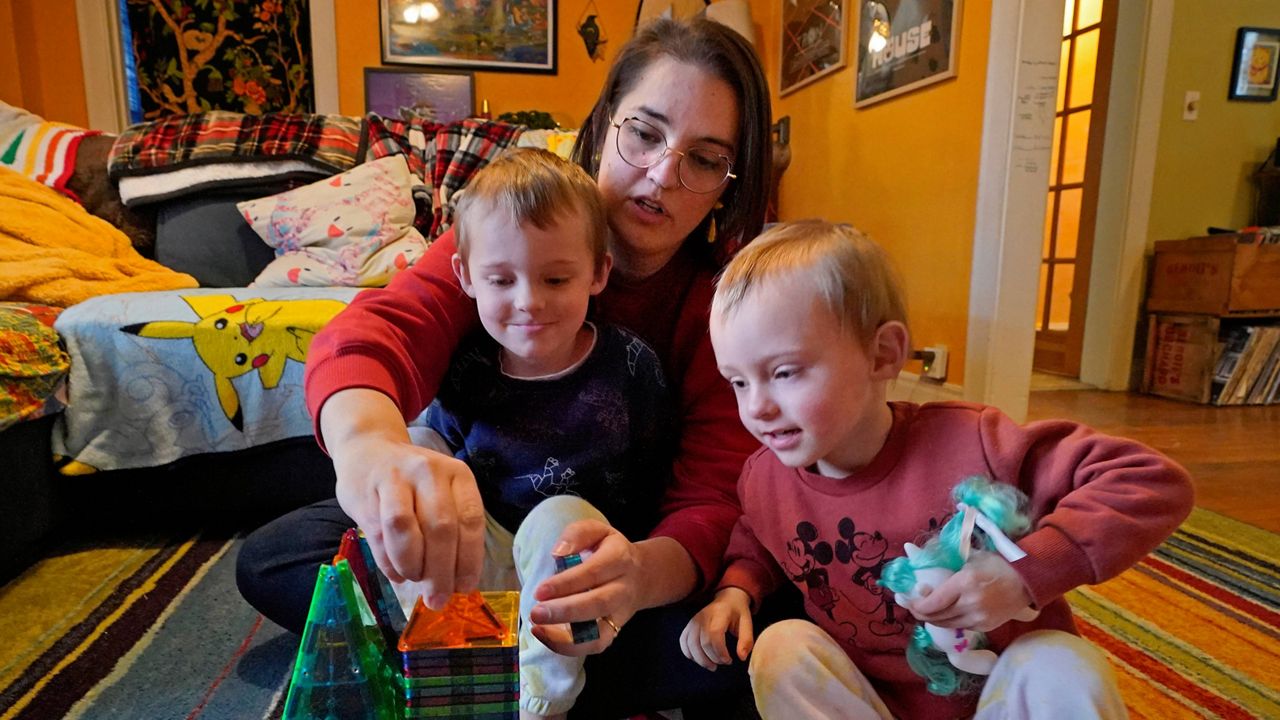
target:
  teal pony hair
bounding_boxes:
[879,477,1031,696]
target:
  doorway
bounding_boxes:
[1033,0,1118,377]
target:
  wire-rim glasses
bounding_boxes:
[610,116,736,194]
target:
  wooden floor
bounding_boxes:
[1027,389,1280,533]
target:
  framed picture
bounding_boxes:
[854,0,961,108]
[379,0,557,74]
[1229,27,1280,102]
[780,0,849,96]
[364,68,475,123]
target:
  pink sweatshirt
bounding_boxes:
[305,229,760,590]
[718,401,1194,719]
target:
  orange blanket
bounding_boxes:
[0,167,195,306]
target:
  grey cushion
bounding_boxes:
[154,194,277,287]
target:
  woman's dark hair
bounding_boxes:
[572,17,772,265]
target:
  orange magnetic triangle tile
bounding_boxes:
[400,591,508,650]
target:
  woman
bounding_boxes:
[237,17,776,717]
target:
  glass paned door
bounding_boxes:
[1034,0,1116,376]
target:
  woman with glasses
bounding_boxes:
[237,16,776,718]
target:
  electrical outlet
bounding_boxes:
[922,344,948,381]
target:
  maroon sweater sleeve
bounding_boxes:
[304,228,478,449]
[977,407,1195,606]
[717,452,789,609]
[648,275,762,593]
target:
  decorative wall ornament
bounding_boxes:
[577,1,606,60]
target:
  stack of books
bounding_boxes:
[399,591,521,719]
[1211,324,1280,405]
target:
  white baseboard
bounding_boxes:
[888,371,966,404]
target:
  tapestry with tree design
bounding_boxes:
[126,0,314,118]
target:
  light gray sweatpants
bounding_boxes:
[748,619,1127,719]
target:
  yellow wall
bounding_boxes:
[336,1,637,128]
[767,1,992,382]
[0,0,88,126]
[1148,1,1280,243]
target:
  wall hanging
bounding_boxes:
[780,0,848,96]
[123,0,314,118]
[380,0,557,74]
[364,67,475,123]
[1229,26,1280,102]
[854,0,961,107]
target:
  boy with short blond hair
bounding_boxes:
[411,148,673,719]
[683,219,1193,719]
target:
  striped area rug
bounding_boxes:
[0,534,292,720]
[1069,508,1280,719]
[1,509,1276,719]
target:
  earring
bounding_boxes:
[707,202,724,244]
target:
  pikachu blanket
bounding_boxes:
[0,167,196,306]
[52,288,359,474]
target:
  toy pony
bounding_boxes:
[879,477,1041,695]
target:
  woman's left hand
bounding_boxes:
[526,519,645,656]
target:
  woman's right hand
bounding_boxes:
[322,389,487,610]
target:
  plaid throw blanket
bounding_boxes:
[108,112,366,179]
[365,116,524,239]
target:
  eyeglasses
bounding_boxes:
[610,116,736,194]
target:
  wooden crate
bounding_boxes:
[1147,233,1280,315]
[1142,314,1220,403]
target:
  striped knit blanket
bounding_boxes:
[0,102,97,201]
[3,508,1274,719]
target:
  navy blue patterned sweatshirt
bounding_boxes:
[426,323,675,540]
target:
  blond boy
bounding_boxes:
[683,220,1192,719]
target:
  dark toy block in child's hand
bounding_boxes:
[554,553,600,644]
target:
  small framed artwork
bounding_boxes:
[1229,27,1280,102]
[780,0,849,96]
[379,0,557,74]
[854,0,962,108]
[364,68,475,123]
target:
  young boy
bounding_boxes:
[407,148,672,719]
[681,220,1193,719]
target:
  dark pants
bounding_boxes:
[236,498,803,718]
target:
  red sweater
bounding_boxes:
[305,229,760,590]
[718,401,1194,720]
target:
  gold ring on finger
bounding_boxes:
[600,616,621,635]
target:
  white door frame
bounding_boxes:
[966,0,1173,420]
[964,0,1065,421]
[75,0,339,133]
[1078,0,1173,391]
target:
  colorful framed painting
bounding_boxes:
[854,0,961,108]
[364,68,475,123]
[780,0,849,96]
[380,0,557,74]
[1229,27,1280,102]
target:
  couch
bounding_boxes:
[0,106,566,577]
